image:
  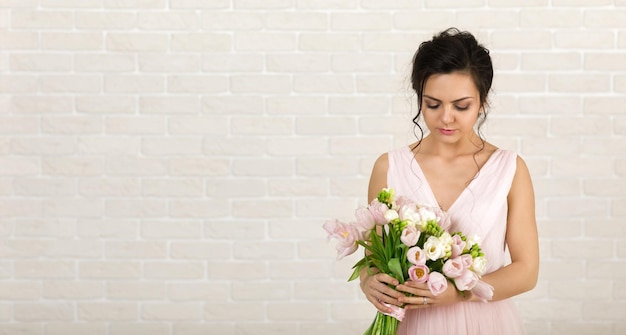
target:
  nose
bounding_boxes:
[442,106,454,124]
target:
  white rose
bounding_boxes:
[399,206,420,227]
[418,207,436,222]
[383,209,399,222]
[423,236,446,261]
[471,256,488,276]
[466,234,481,249]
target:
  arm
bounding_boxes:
[359,153,405,313]
[475,155,540,301]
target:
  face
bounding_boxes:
[421,72,482,145]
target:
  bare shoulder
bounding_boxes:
[368,153,389,202]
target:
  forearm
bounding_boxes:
[474,261,538,302]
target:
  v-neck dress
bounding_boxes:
[387,146,526,335]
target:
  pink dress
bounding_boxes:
[387,146,526,335]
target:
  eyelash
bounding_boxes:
[425,104,469,111]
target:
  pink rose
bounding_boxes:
[451,234,466,258]
[322,219,359,260]
[408,264,429,283]
[454,269,479,291]
[442,257,465,278]
[427,272,448,296]
[400,226,420,247]
[471,280,494,302]
[406,246,426,265]
[368,199,389,225]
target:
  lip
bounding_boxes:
[438,128,456,135]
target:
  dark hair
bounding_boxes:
[410,27,493,147]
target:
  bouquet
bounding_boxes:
[323,188,494,335]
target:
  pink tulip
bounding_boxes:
[368,199,389,225]
[459,254,473,268]
[450,234,466,258]
[471,280,494,302]
[400,226,420,247]
[454,269,479,291]
[408,264,429,283]
[427,272,448,296]
[354,206,376,239]
[322,219,359,260]
[406,246,426,265]
[442,257,465,278]
[431,206,451,231]
[381,302,406,322]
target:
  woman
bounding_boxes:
[359,28,539,334]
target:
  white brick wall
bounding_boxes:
[0,1,625,334]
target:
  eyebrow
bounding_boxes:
[423,95,474,103]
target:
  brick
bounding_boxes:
[231,75,292,93]
[520,9,581,27]
[77,137,139,155]
[267,54,330,73]
[555,30,615,49]
[518,95,582,115]
[41,32,103,50]
[41,75,101,93]
[106,241,167,259]
[207,261,268,280]
[296,158,359,176]
[106,281,165,300]
[0,116,39,134]
[267,12,328,30]
[296,0,358,8]
[232,281,291,301]
[331,13,391,31]
[169,75,228,93]
[201,11,264,30]
[77,219,138,239]
[585,10,626,27]
[522,52,581,70]
[106,199,167,218]
[10,53,72,72]
[267,137,327,156]
[14,303,74,321]
[105,116,164,134]
[205,221,266,240]
[40,0,101,8]
[75,12,136,30]
[171,241,231,259]
[45,323,106,335]
[76,96,136,114]
[141,220,202,239]
[296,116,357,135]
[171,0,229,8]
[140,96,200,114]
[42,116,102,134]
[0,32,39,49]
[11,9,73,29]
[458,10,520,29]
[331,53,392,73]
[0,282,40,300]
[393,11,455,30]
[169,158,229,176]
[44,281,103,300]
[205,303,265,321]
[138,54,199,72]
[14,219,76,238]
[231,200,292,218]
[106,33,169,51]
[15,260,76,279]
[9,138,76,155]
[549,74,610,93]
[103,0,166,8]
[202,53,264,72]
[232,158,292,176]
[107,156,167,176]
[299,33,361,51]
[168,282,229,301]
[105,75,164,93]
[329,96,389,115]
[79,261,141,279]
[78,178,140,196]
[547,198,609,218]
[491,30,552,49]
[14,178,76,196]
[142,179,203,197]
[235,0,292,8]
[169,116,227,136]
[169,199,229,218]
[174,324,235,335]
[0,75,38,93]
[171,33,232,51]
[77,303,137,321]
[363,33,430,52]
[43,157,103,176]
[141,137,203,156]
[143,262,204,279]
[235,32,297,51]
[267,302,326,321]
[137,11,198,30]
[207,178,267,198]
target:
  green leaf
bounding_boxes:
[387,258,403,282]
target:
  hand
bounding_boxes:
[360,268,405,314]
[395,280,469,309]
